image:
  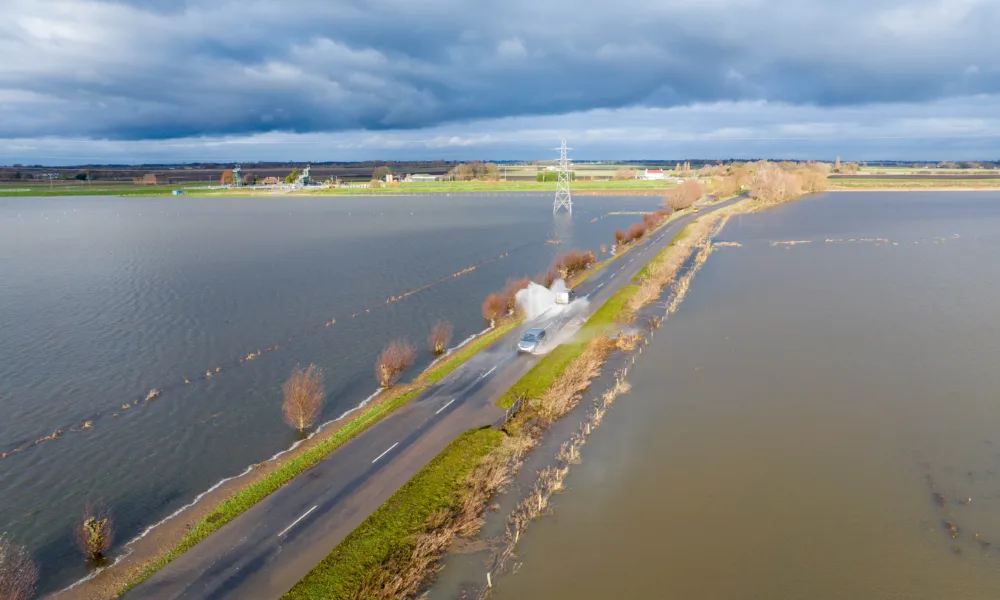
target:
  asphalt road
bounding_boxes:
[127,198,738,600]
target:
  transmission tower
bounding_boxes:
[553,139,572,214]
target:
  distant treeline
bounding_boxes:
[536,171,576,182]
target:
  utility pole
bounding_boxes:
[553,139,572,214]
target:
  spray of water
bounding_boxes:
[514,279,591,355]
[515,280,563,320]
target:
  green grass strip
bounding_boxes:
[421,320,521,385]
[282,427,504,600]
[120,319,526,593]
[634,222,694,282]
[122,388,424,592]
[496,284,639,409]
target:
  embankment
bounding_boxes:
[281,201,744,599]
[55,320,520,599]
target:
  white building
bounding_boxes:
[408,174,440,182]
[642,169,665,180]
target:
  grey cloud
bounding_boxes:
[5,96,1000,164]
[2,0,1000,146]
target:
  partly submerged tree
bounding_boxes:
[74,506,114,562]
[481,293,506,327]
[428,321,453,355]
[282,364,325,433]
[376,340,416,388]
[0,534,38,600]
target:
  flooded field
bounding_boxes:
[489,192,1000,599]
[0,192,661,593]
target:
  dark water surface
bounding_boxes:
[493,192,1000,599]
[0,193,660,592]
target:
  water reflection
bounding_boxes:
[488,192,1000,600]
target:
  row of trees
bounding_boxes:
[482,277,530,327]
[747,161,829,205]
[281,318,462,433]
[536,170,576,182]
[447,161,500,181]
[614,210,667,248]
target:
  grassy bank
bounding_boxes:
[282,427,504,600]
[119,320,518,594]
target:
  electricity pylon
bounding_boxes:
[553,139,572,214]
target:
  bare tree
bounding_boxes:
[377,340,416,388]
[0,534,38,600]
[502,278,530,315]
[282,364,325,433]
[428,321,453,355]
[553,250,596,279]
[612,168,637,180]
[74,506,114,561]
[666,179,703,211]
[481,293,506,327]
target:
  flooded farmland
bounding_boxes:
[487,192,1000,599]
[0,192,662,593]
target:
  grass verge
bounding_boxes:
[420,319,521,385]
[282,427,504,600]
[120,319,520,593]
[122,387,425,592]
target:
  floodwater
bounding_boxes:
[493,192,1000,599]
[0,193,661,593]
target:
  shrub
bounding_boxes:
[0,535,38,600]
[614,229,628,246]
[481,293,506,326]
[502,278,530,314]
[428,321,453,355]
[554,250,596,279]
[642,213,659,229]
[626,222,647,242]
[75,506,114,561]
[666,179,703,210]
[376,340,416,388]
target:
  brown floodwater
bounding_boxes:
[492,192,1000,599]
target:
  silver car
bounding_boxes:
[517,328,546,354]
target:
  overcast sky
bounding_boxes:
[3,0,1000,164]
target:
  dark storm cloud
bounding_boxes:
[2,0,1000,141]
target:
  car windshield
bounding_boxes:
[521,333,537,342]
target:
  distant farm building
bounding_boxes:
[408,174,440,182]
[642,169,665,180]
[133,173,167,185]
[259,176,281,186]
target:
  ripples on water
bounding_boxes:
[484,192,1000,600]
[0,193,661,592]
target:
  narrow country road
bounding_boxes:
[126,197,739,600]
